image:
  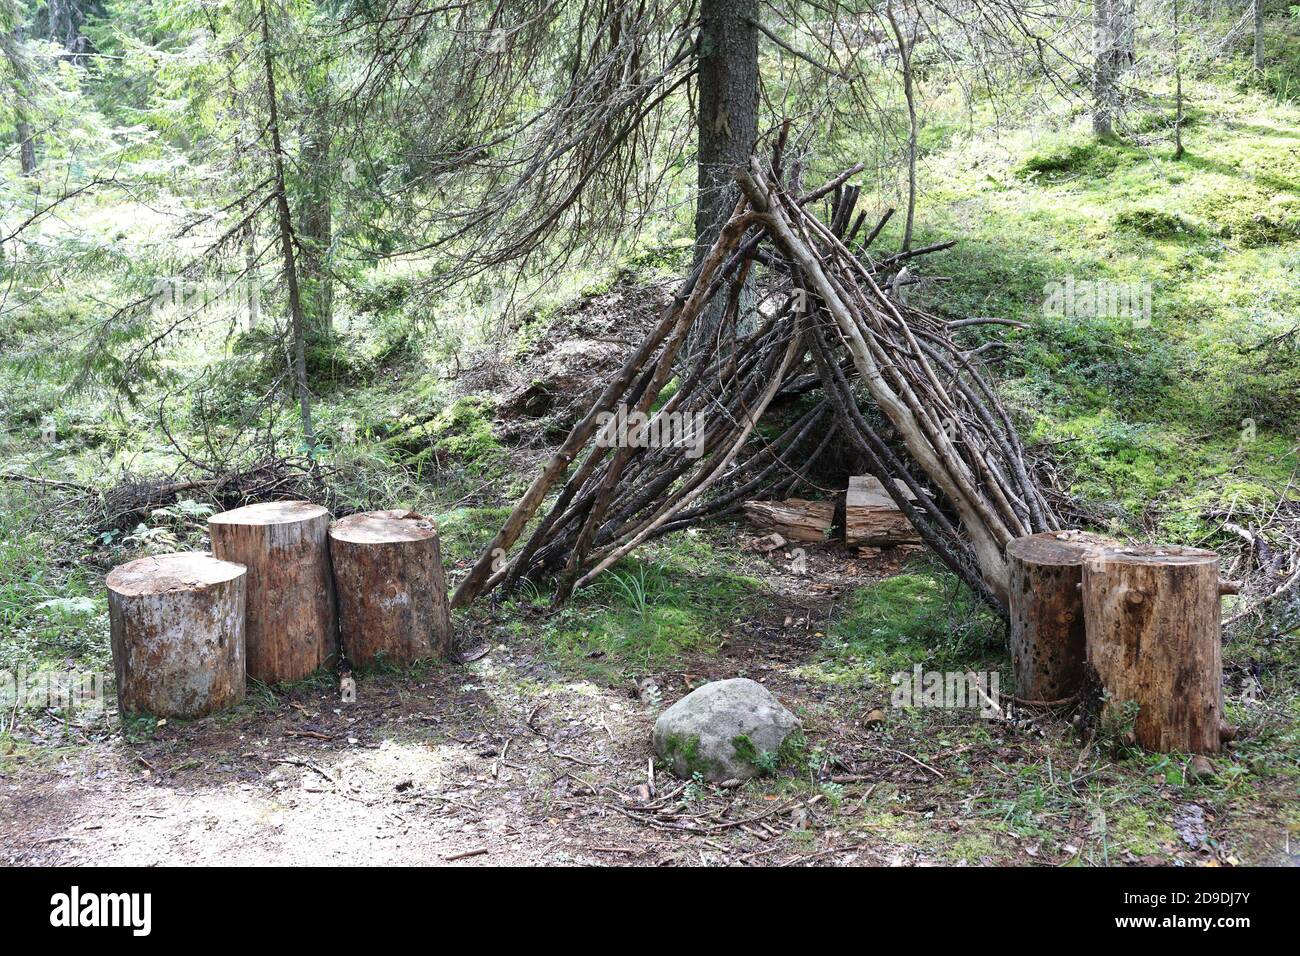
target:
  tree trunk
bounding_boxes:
[45,0,86,56]
[1082,544,1226,753]
[5,27,38,178]
[1093,0,1117,136]
[107,552,247,718]
[259,0,317,459]
[1254,0,1265,70]
[1116,0,1136,66]
[329,510,454,666]
[1006,531,1116,702]
[1174,0,1184,160]
[297,105,333,338]
[689,0,758,354]
[885,6,918,252]
[209,500,337,684]
[16,116,35,176]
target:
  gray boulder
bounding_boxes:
[652,678,802,783]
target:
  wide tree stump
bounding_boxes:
[329,510,454,665]
[1007,530,1117,701]
[1082,544,1226,753]
[843,475,922,548]
[209,501,337,684]
[107,552,247,718]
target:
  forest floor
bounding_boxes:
[3,534,1296,867]
[5,44,1300,866]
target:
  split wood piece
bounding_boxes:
[1082,544,1226,754]
[209,500,337,684]
[329,510,454,665]
[1006,531,1118,702]
[107,552,247,718]
[742,498,835,543]
[844,475,922,548]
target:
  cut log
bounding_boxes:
[329,510,454,666]
[107,552,247,718]
[1082,544,1225,753]
[1006,531,1118,702]
[209,500,337,684]
[843,475,922,547]
[743,498,835,543]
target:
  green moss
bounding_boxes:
[949,832,1001,865]
[384,396,504,473]
[430,505,514,563]
[731,733,759,766]
[1113,207,1201,239]
[1194,188,1300,248]
[1111,806,1178,857]
[662,732,720,778]
[1015,137,1128,181]
[535,533,764,679]
[822,568,1003,681]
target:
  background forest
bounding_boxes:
[1,0,1298,865]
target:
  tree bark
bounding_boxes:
[107,552,247,718]
[1174,0,1184,160]
[5,27,38,178]
[259,0,317,459]
[209,500,337,684]
[689,0,758,354]
[1254,0,1265,70]
[44,0,86,56]
[885,5,918,252]
[330,510,454,666]
[1006,531,1116,702]
[1093,0,1117,136]
[16,117,35,176]
[1082,544,1226,753]
[297,103,333,337]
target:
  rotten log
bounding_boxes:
[329,509,454,666]
[743,498,835,543]
[209,500,337,684]
[1006,531,1117,702]
[107,552,247,718]
[844,475,923,548]
[1081,544,1227,753]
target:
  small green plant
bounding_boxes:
[1096,695,1142,758]
[820,781,845,808]
[606,563,664,620]
[683,771,706,805]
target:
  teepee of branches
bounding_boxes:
[452,145,1058,617]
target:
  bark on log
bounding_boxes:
[107,552,247,718]
[209,500,336,684]
[1006,531,1117,702]
[329,510,454,666]
[742,498,835,543]
[844,475,922,547]
[1082,544,1225,753]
